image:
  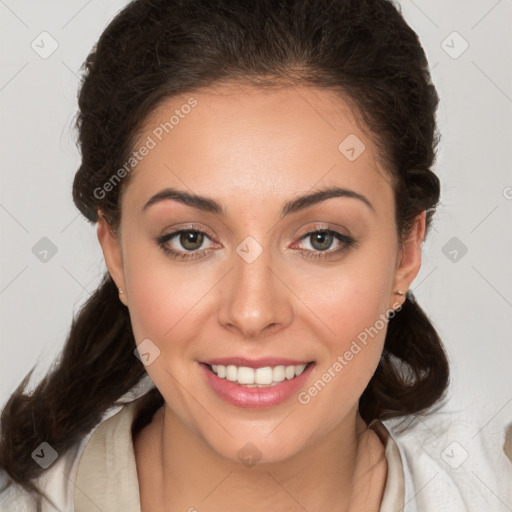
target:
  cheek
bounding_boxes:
[124,256,210,397]
[298,246,396,343]
[299,284,391,423]
[297,237,396,387]
[122,243,201,343]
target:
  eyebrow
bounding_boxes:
[142,185,376,217]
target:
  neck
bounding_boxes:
[140,404,387,512]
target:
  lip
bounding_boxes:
[199,361,316,408]
[201,357,312,368]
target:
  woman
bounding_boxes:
[0,0,509,510]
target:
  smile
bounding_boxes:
[199,361,316,408]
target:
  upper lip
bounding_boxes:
[201,357,314,368]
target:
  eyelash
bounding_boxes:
[156,226,357,261]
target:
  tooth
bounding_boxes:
[295,364,306,376]
[210,363,310,384]
[255,367,273,385]
[225,365,237,381]
[237,366,255,384]
[285,366,296,379]
[273,365,286,382]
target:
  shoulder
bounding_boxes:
[0,377,154,511]
[0,406,131,511]
[382,406,512,511]
[0,440,82,512]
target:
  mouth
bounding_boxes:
[199,360,316,408]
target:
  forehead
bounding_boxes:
[122,83,393,215]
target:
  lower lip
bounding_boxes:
[199,362,315,408]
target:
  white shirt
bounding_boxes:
[1,376,511,511]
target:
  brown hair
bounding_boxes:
[0,0,449,507]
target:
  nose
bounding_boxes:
[217,245,293,338]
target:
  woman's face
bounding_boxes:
[98,83,423,464]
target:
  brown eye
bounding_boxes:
[179,231,205,251]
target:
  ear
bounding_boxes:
[96,209,127,304]
[390,210,426,308]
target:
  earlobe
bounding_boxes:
[96,210,126,296]
[390,210,427,306]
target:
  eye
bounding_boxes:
[157,228,216,261]
[294,227,357,260]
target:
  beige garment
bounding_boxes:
[75,398,405,511]
[504,423,512,464]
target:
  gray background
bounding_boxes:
[1,1,511,434]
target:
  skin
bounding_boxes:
[96,82,426,512]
